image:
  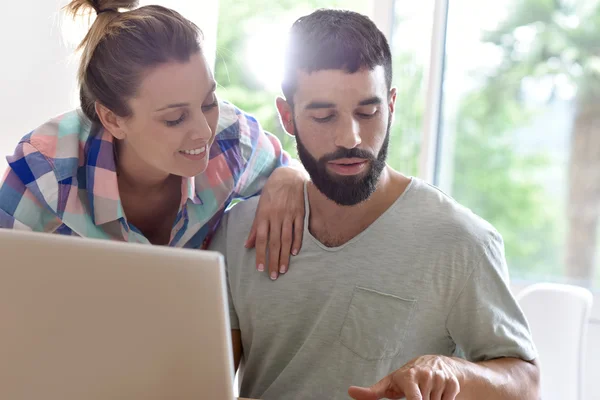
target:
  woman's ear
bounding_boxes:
[95,102,126,140]
[276,97,295,136]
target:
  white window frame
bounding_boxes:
[370,0,395,41]
[418,0,449,185]
[372,0,448,185]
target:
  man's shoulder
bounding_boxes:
[223,196,261,238]
[402,178,500,250]
[209,197,259,266]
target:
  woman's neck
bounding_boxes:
[115,140,176,194]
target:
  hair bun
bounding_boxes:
[64,0,139,17]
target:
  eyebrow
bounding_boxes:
[304,101,335,110]
[304,96,383,111]
[358,96,382,106]
[155,81,217,112]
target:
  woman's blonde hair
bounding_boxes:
[64,0,203,122]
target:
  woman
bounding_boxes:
[0,0,305,280]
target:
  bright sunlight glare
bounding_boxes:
[244,20,291,92]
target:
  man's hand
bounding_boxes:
[348,355,461,400]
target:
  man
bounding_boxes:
[210,9,540,400]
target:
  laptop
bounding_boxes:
[0,229,236,400]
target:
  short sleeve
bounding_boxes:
[446,231,538,362]
[208,211,240,330]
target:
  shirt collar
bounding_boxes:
[85,129,124,226]
[182,175,202,206]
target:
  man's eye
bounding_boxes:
[357,109,379,119]
[313,115,334,123]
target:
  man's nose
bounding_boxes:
[334,117,361,149]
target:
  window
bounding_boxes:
[435,0,600,288]
[215,0,599,289]
[387,0,435,176]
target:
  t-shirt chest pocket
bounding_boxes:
[339,286,417,361]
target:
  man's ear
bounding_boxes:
[95,102,126,140]
[388,87,397,118]
[276,96,295,136]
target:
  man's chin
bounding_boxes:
[310,177,376,206]
[330,195,372,207]
[320,187,374,207]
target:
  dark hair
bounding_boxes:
[282,9,393,104]
[64,0,203,123]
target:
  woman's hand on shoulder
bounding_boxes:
[245,166,307,280]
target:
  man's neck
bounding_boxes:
[307,167,411,247]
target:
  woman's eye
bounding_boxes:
[202,100,218,112]
[165,113,186,127]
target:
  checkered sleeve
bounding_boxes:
[0,141,62,232]
[232,112,291,200]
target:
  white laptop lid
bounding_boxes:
[0,230,235,400]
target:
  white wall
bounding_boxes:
[0,0,219,174]
[138,0,219,69]
[0,0,78,172]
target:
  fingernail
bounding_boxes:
[279,265,287,274]
[257,264,264,272]
[292,249,298,256]
[270,272,278,280]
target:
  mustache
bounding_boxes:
[319,147,376,163]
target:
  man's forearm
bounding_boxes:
[452,357,540,400]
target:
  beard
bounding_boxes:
[294,116,391,206]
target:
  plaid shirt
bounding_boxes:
[0,100,289,248]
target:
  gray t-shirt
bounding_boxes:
[210,178,537,400]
